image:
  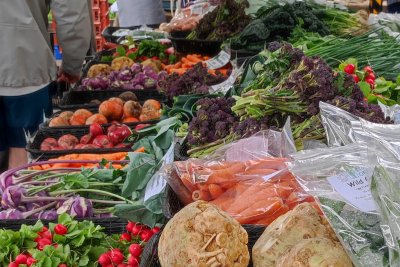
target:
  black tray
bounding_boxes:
[59,89,165,110]
[26,127,133,160]
[173,138,189,162]
[0,217,127,235]
[103,26,160,43]
[169,36,222,56]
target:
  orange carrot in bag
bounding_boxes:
[208,184,224,199]
[235,197,286,224]
[249,204,290,226]
[206,162,246,184]
[192,189,212,201]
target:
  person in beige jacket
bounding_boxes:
[0,0,91,170]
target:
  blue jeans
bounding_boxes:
[0,84,53,150]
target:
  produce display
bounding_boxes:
[48,97,162,127]
[158,201,250,267]
[6,0,400,266]
[0,215,158,266]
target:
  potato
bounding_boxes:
[252,203,335,267]
[158,201,249,267]
[276,238,353,267]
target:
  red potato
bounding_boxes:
[107,124,132,145]
[57,134,79,149]
[40,138,58,151]
[89,123,104,138]
[92,135,113,148]
[80,134,92,145]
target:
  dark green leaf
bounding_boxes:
[122,153,156,196]
[116,46,126,56]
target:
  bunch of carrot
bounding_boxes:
[30,147,145,170]
[170,158,316,225]
[163,54,230,76]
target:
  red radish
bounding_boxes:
[128,256,139,266]
[38,227,52,240]
[40,138,58,151]
[126,221,136,232]
[8,262,18,267]
[54,224,68,235]
[80,134,92,145]
[37,238,52,250]
[120,232,132,242]
[140,229,154,241]
[363,66,374,74]
[15,254,28,264]
[131,224,143,236]
[107,124,132,145]
[110,249,124,264]
[58,264,67,267]
[344,64,355,74]
[152,226,160,233]
[366,78,375,85]
[117,264,128,267]
[352,74,359,83]
[165,47,174,55]
[114,143,129,148]
[82,144,100,149]
[98,253,111,266]
[26,257,36,266]
[90,123,104,137]
[74,144,85,149]
[129,244,142,257]
[92,135,114,148]
[58,134,79,149]
[367,73,376,80]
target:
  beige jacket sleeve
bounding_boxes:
[51,0,92,76]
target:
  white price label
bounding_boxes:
[205,50,231,70]
[210,64,241,93]
[327,167,376,212]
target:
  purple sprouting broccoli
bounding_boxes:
[144,78,157,89]
[187,97,238,147]
[57,197,94,218]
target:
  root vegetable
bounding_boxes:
[80,134,92,145]
[90,123,104,137]
[123,101,142,118]
[58,111,74,121]
[92,135,113,148]
[40,138,58,151]
[49,117,69,127]
[99,100,124,121]
[57,134,79,149]
[107,124,132,145]
[119,91,138,102]
[86,114,108,125]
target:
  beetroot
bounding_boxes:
[90,123,104,138]
[40,138,58,151]
[82,144,100,149]
[80,134,92,145]
[114,143,130,148]
[75,144,85,149]
[92,135,113,148]
[107,124,132,145]
[57,135,79,149]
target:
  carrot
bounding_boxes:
[218,69,229,76]
[235,197,286,224]
[210,182,248,210]
[249,204,290,226]
[186,54,203,63]
[170,68,186,75]
[206,162,246,184]
[192,189,212,201]
[236,168,278,176]
[246,158,287,171]
[169,171,194,205]
[203,56,211,60]
[208,69,216,75]
[181,176,198,192]
[208,184,224,199]
[134,147,145,153]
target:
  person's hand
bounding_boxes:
[58,70,80,84]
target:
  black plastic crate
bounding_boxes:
[26,127,133,160]
[59,89,165,110]
[169,36,222,56]
[0,217,127,235]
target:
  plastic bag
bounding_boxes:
[369,13,400,39]
[288,144,389,267]
[159,1,215,33]
[351,118,400,162]
[167,130,313,226]
[371,158,400,267]
[378,102,400,123]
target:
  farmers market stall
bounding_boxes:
[3,0,400,266]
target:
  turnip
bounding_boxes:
[90,123,104,138]
[40,138,58,151]
[92,135,114,148]
[107,124,132,145]
[58,134,79,149]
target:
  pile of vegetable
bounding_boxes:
[40,123,132,151]
[1,215,159,266]
[158,63,226,99]
[163,54,230,76]
[79,63,167,91]
[186,0,251,41]
[49,98,162,127]
[230,0,369,52]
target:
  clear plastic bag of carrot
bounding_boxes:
[168,158,316,225]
